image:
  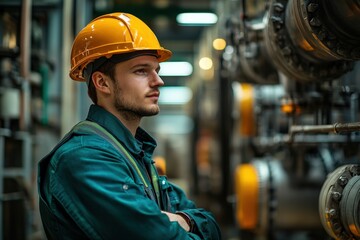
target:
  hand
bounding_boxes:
[161,211,190,232]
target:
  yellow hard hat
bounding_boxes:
[69,12,172,81]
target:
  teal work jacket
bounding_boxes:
[38,105,221,240]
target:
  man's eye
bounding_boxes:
[135,69,147,75]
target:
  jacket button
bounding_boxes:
[123,184,129,190]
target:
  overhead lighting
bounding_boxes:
[176,13,218,26]
[213,38,226,50]
[159,86,193,105]
[159,61,193,76]
[199,57,213,70]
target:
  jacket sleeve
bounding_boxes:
[169,182,222,240]
[48,136,217,240]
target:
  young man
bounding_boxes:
[37,12,222,239]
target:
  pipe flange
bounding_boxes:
[305,0,360,60]
[265,0,354,81]
[340,174,360,238]
[319,164,360,239]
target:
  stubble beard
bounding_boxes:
[114,85,160,121]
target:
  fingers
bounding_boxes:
[161,211,190,232]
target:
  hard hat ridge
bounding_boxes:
[69,12,172,82]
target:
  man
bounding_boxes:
[37,12,222,239]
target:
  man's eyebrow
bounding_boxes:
[130,63,160,71]
[131,63,151,68]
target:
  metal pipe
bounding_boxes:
[290,122,360,135]
[20,0,31,79]
[19,0,32,131]
[61,0,77,136]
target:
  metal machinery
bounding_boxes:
[218,0,360,239]
[0,0,73,239]
[0,1,33,239]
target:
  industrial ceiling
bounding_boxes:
[93,0,217,84]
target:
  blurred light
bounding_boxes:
[159,62,193,76]
[153,0,170,8]
[213,38,226,50]
[199,57,213,70]
[176,13,218,25]
[159,86,193,105]
[154,16,170,29]
[223,45,235,61]
[225,45,234,54]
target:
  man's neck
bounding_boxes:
[116,112,141,136]
[97,103,141,136]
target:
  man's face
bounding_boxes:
[111,55,164,120]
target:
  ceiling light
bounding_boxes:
[213,38,226,50]
[159,86,193,105]
[159,61,193,76]
[199,57,213,70]
[176,13,218,25]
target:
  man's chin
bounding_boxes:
[141,107,160,116]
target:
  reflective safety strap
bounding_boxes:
[73,121,149,188]
[149,164,161,207]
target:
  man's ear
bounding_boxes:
[91,71,112,94]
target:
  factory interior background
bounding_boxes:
[0,0,360,239]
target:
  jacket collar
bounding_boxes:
[86,104,157,158]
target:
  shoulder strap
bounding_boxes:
[73,120,150,188]
[75,121,163,206]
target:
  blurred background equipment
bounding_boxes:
[0,2,33,240]
[213,0,360,239]
[319,164,360,240]
[0,0,360,239]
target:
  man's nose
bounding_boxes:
[150,72,164,87]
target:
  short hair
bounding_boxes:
[87,60,116,104]
[86,50,159,103]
